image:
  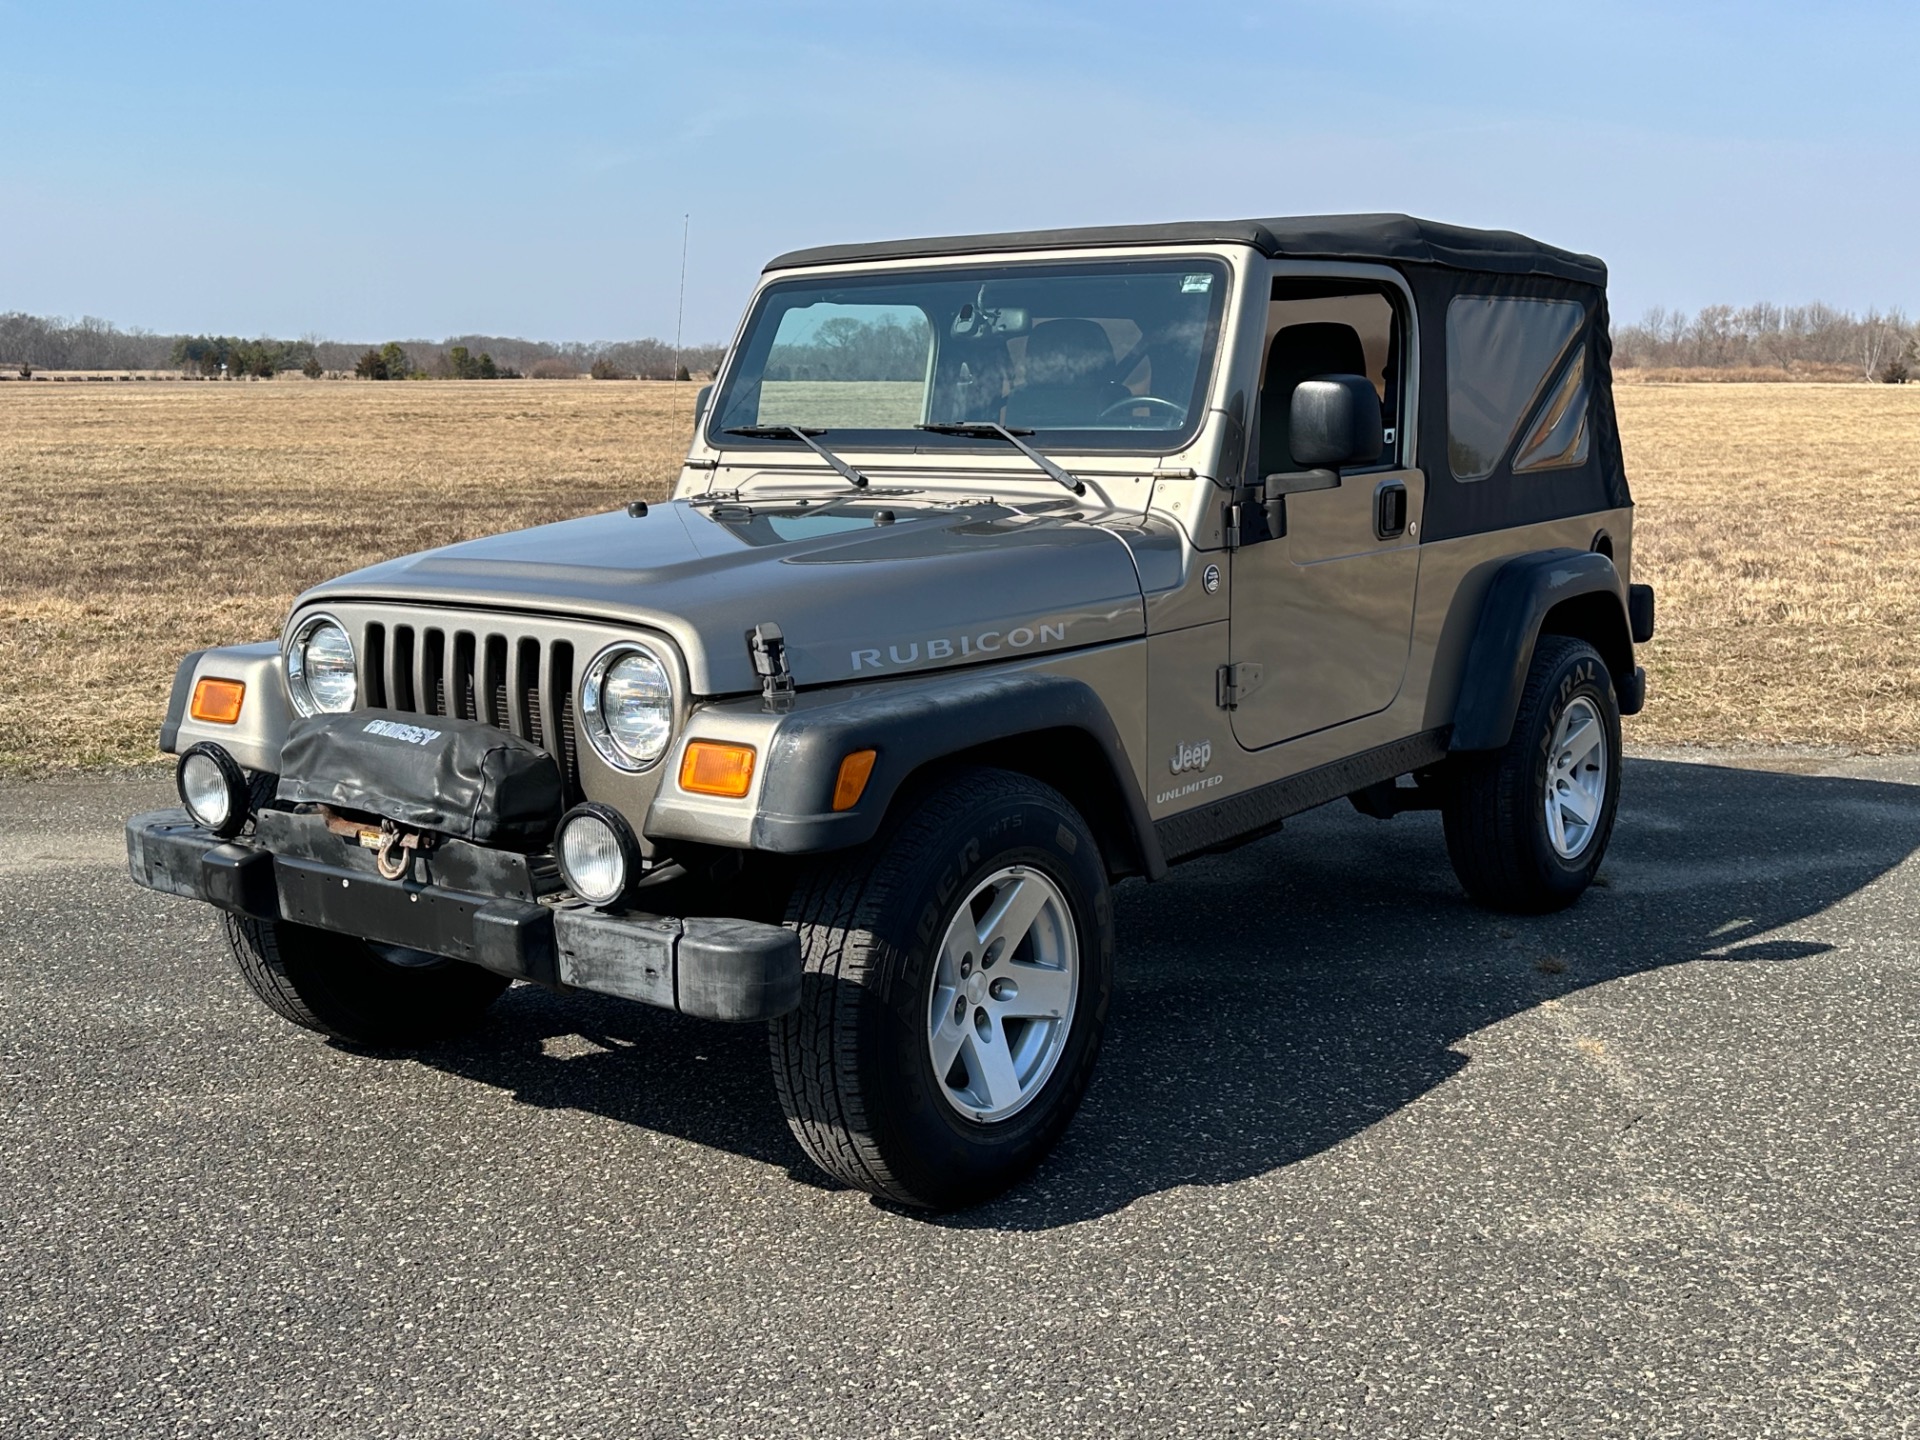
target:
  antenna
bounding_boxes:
[675,213,689,382]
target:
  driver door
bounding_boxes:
[1228,281,1423,751]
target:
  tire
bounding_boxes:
[770,767,1114,1210]
[224,914,510,1046]
[1442,635,1622,914]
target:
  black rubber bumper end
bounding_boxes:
[126,810,273,917]
[553,908,801,1022]
[678,918,803,1022]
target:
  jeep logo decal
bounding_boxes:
[1169,739,1212,775]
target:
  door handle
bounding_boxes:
[1374,481,1408,540]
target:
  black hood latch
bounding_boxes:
[749,623,795,712]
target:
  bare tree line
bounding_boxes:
[8,304,1916,384]
[1614,302,1915,381]
[0,312,725,379]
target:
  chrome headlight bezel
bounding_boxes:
[285,612,358,717]
[579,641,676,773]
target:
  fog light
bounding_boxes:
[177,742,250,838]
[556,802,642,909]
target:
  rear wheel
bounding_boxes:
[224,915,510,1046]
[771,767,1113,1210]
[1442,634,1622,914]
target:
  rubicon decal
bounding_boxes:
[852,622,1067,672]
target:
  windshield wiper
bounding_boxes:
[724,425,869,489]
[916,423,1086,496]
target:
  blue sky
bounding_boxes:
[2,1,1913,343]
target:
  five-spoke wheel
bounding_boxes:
[927,865,1079,1123]
[771,768,1113,1210]
[1543,695,1608,860]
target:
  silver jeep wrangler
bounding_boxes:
[131,214,1654,1209]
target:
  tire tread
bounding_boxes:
[771,768,1094,1206]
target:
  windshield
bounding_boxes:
[710,257,1230,452]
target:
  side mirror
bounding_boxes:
[1289,375,1383,468]
[694,383,714,431]
[1255,374,1386,539]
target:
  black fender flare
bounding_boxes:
[157,648,209,754]
[748,670,1167,879]
[1450,549,1638,752]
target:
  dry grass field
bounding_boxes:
[1618,382,1920,751]
[1,381,694,772]
[2,378,1917,774]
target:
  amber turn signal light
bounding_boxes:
[189,677,246,725]
[679,741,756,798]
[832,749,878,811]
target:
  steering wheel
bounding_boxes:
[1098,394,1188,423]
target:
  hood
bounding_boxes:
[297,496,1148,696]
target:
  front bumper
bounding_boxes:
[126,810,800,1023]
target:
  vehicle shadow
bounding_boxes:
[407,758,1920,1228]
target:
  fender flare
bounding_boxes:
[1450,549,1636,752]
[738,670,1166,878]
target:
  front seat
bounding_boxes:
[1004,319,1118,428]
[1259,322,1370,476]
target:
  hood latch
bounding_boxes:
[749,622,795,712]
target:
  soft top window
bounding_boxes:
[1445,296,1586,481]
[710,258,1230,452]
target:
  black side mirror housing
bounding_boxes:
[694,383,715,431]
[1254,374,1387,540]
[1289,374,1383,468]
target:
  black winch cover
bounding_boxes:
[277,710,564,850]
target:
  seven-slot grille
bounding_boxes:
[360,621,581,793]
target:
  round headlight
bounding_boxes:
[177,742,249,838]
[556,803,641,909]
[581,644,673,771]
[286,615,358,716]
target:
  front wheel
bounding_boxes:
[1442,634,1623,914]
[771,767,1114,1210]
[225,915,510,1046]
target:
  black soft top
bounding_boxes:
[765,213,1605,288]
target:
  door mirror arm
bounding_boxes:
[1251,467,1341,541]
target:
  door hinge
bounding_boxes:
[1223,501,1243,551]
[1216,662,1263,709]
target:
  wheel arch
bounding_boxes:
[744,671,1167,881]
[913,725,1159,882]
[1449,548,1640,752]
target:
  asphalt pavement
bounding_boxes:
[3,751,1918,1438]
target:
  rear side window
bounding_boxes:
[1446,297,1586,481]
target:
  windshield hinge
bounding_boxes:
[1216,662,1263,710]
[749,622,795,712]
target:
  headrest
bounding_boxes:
[1264,322,1367,384]
[1023,319,1114,386]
